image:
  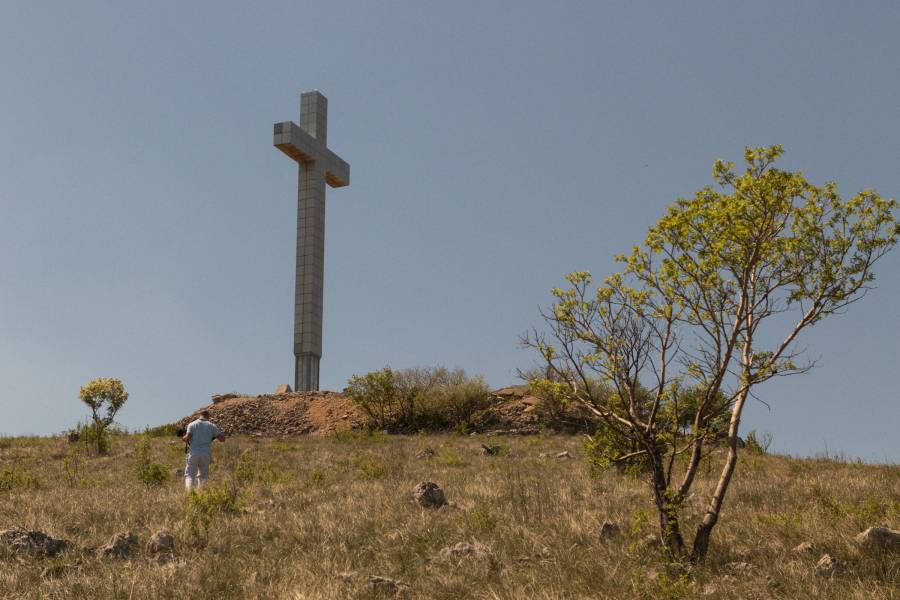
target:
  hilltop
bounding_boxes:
[175,386,600,437]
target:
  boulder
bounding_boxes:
[415,447,435,459]
[368,575,406,595]
[599,520,620,540]
[440,542,478,561]
[100,531,138,559]
[147,530,174,555]
[792,541,818,555]
[412,481,446,508]
[855,526,900,552]
[0,527,69,557]
[275,384,293,394]
[211,393,239,404]
[815,553,844,575]
[555,451,573,459]
[480,444,500,456]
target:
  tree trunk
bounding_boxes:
[648,448,686,557]
[691,389,748,561]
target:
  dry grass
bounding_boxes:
[0,433,897,599]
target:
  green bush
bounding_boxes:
[143,423,181,437]
[185,484,241,536]
[584,419,654,476]
[0,463,40,492]
[78,377,128,455]
[345,366,490,432]
[135,436,168,487]
[68,421,112,455]
[744,430,772,455]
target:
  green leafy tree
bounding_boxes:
[78,377,129,455]
[524,146,898,560]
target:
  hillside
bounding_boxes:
[0,432,897,598]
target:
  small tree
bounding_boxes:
[524,146,897,560]
[78,377,129,455]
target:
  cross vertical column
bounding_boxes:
[273,90,349,392]
[294,162,325,391]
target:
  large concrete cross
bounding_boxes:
[273,91,350,391]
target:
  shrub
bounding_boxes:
[67,421,112,455]
[135,436,168,487]
[527,378,572,427]
[345,366,490,432]
[185,484,241,536]
[78,377,129,455]
[744,430,772,455]
[143,423,181,437]
[0,463,40,492]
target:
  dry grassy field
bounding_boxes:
[0,432,897,599]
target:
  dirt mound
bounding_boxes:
[177,391,366,437]
[175,386,598,437]
[469,386,599,434]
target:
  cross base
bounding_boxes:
[295,353,320,392]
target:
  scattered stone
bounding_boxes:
[816,553,844,575]
[100,531,138,559]
[337,571,358,584]
[440,541,477,560]
[415,447,435,459]
[147,530,174,555]
[211,393,239,404]
[41,563,78,579]
[368,575,406,595]
[555,451,573,459]
[726,561,753,573]
[480,444,500,456]
[855,526,900,552]
[0,527,69,557]
[275,384,293,394]
[412,481,446,508]
[599,520,620,540]
[792,541,818,555]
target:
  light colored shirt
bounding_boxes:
[186,419,221,456]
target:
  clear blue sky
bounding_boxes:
[1,1,897,461]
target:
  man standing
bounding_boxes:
[182,410,226,491]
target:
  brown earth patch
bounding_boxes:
[175,386,599,437]
[176,391,366,437]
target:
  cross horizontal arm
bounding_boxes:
[273,121,350,187]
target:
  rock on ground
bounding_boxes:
[415,447,435,459]
[368,576,407,595]
[412,481,446,508]
[598,520,620,540]
[792,541,819,555]
[100,531,139,559]
[855,526,900,552]
[816,553,844,575]
[0,527,69,557]
[147,530,174,555]
[480,444,500,456]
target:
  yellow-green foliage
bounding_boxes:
[78,377,129,455]
[185,484,241,537]
[345,366,491,432]
[134,436,168,487]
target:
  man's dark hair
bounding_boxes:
[200,409,211,419]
